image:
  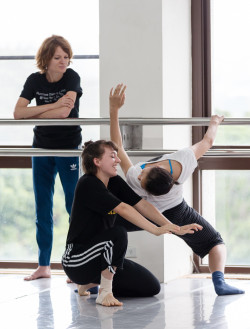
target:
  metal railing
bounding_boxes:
[1,117,250,157]
[0,55,99,60]
[1,148,250,158]
[1,117,250,126]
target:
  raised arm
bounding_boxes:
[191,115,224,160]
[109,84,133,175]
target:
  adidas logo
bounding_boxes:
[70,164,77,171]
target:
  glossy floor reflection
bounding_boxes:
[0,272,249,329]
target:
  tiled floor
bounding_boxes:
[0,272,249,329]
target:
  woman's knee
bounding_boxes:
[141,270,161,296]
[150,278,161,296]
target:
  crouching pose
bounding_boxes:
[62,140,202,307]
[109,83,245,296]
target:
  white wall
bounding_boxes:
[163,0,192,150]
[99,0,193,283]
[162,0,193,281]
[99,0,163,149]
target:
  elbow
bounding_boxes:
[60,108,71,118]
[207,137,214,148]
[13,109,21,120]
[133,199,145,212]
[118,202,128,212]
[203,136,213,149]
[114,202,130,217]
[60,113,68,119]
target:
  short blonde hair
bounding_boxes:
[36,35,73,73]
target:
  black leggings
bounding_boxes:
[113,258,160,297]
[62,225,160,297]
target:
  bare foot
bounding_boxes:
[66,277,73,284]
[78,285,91,296]
[24,266,51,281]
[96,291,123,307]
[77,283,99,296]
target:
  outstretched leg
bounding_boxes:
[209,244,244,295]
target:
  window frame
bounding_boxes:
[191,0,250,274]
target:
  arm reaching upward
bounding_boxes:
[109,84,133,175]
[191,115,224,160]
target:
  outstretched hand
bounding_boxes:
[175,223,203,236]
[109,84,127,114]
[191,114,224,160]
[210,114,224,126]
[154,223,180,236]
[155,223,203,236]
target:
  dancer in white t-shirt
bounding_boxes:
[109,83,244,296]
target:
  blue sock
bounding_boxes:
[88,286,99,294]
[212,271,245,296]
[74,286,99,294]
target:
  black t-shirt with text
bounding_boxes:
[20,68,82,149]
[66,175,142,245]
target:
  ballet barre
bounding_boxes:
[0,55,99,60]
[0,117,250,126]
[1,148,250,158]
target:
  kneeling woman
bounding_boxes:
[62,140,202,307]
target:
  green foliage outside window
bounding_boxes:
[0,169,68,262]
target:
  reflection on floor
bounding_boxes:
[0,272,249,329]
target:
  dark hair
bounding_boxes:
[144,167,179,196]
[82,140,118,175]
[36,35,73,73]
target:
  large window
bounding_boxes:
[211,0,250,145]
[0,1,99,266]
[0,169,69,262]
[0,0,99,145]
[192,0,250,273]
[202,170,250,266]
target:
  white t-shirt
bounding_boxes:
[126,147,197,212]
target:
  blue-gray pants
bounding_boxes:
[32,155,80,265]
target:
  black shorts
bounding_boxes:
[162,199,224,258]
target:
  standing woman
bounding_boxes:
[62,140,202,307]
[14,35,82,281]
